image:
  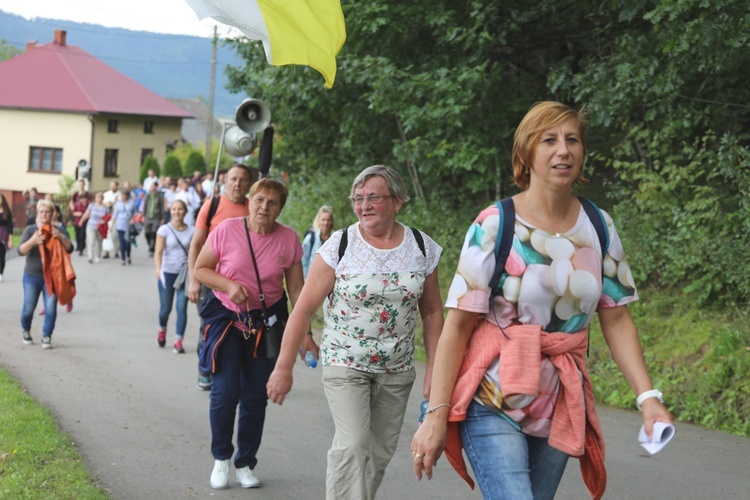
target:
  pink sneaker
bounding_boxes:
[158,329,166,348]
[173,339,185,354]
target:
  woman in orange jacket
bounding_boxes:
[17,199,73,349]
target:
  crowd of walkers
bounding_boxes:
[9,103,676,500]
[11,169,228,350]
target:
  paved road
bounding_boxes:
[1,243,749,499]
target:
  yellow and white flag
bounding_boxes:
[185,0,346,88]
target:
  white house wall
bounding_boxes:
[0,109,92,195]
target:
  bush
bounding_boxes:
[183,150,207,176]
[161,154,183,179]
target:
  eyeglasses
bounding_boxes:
[350,194,392,206]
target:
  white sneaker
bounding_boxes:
[210,459,230,489]
[236,466,261,488]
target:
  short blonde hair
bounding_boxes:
[512,101,589,191]
[36,199,55,212]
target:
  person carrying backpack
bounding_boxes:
[409,101,673,500]
[301,205,334,279]
[267,165,444,499]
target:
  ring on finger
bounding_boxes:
[414,453,423,460]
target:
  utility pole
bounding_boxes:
[205,25,217,172]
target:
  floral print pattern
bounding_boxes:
[322,272,425,373]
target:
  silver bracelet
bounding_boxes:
[425,403,450,414]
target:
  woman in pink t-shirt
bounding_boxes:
[194,178,311,490]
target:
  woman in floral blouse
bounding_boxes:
[410,102,673,499]
[267,165,444,500]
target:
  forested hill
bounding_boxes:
[0,10,242,117]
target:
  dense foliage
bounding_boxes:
[161,154,182,180]
[183,150,207,176]
[225,0,749,306]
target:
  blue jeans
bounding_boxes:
[209,329,276,469]
[21,273,57,337]
[157,272,187,338]
[460,401,569,500]
[117,229,131,261]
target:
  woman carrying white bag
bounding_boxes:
[154,199,194,353]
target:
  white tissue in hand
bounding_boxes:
[638,422,675,455]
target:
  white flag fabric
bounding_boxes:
[185,0,346,88]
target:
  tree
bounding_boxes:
[0,39,21,62]
[183,150,207,176]
[224,0,749,304]
[547,0,750,304]
[161,154,183,179]
[139,156,160,183]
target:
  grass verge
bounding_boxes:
[0,369,108,499]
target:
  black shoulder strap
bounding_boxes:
[337,225,426,261]
[306,228,316,249]
[410,227,426,257]
[337,226,349,261]
[488,198,516,297]
[576,196,609,258]
[205,195,222,230]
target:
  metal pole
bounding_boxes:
[205,26,217,177]
[212,121,232,197]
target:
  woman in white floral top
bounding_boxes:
[268,165,444,499]
[409,102,674,500]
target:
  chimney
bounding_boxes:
[26,40,38,51]
[54,29,67,47]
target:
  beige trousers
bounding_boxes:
[85,226,102,261]
[322,366,416,500]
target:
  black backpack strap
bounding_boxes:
[410,226,426,257]
[577,196,609,258]
[337,225,350,261]
[308,228,316,250]
[488,198,516,296]
[205,195,222,230]
[338,225,426,261]
[576,196,609,357]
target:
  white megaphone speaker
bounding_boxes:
[235,98,271,134]
[222,98,271,157]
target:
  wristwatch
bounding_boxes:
[636,389,664,411]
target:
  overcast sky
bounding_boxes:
[0,0,223,37]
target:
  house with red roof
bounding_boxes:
[0,29,192,204]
